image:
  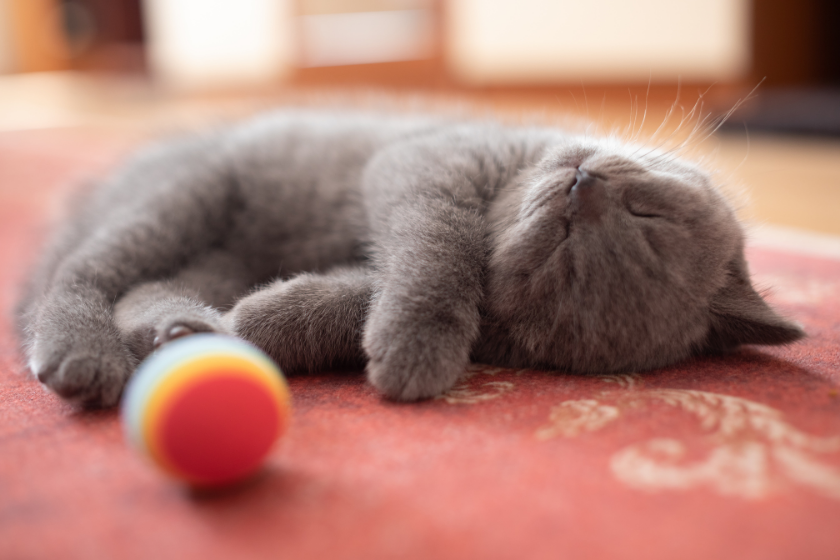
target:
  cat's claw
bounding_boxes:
[152,324,196,349]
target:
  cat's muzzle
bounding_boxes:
[570,169,608,221]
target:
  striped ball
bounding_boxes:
[122,334,291,486]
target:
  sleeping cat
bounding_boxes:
[16,110,804,407]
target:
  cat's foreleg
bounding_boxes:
[363,204,485,400]
[226,266,372,374]
[361,145,489,400]
[27,137,236,406]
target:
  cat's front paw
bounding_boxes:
[363,314,469,401]
[30,331,136,408]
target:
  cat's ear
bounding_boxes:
[703,257,805,351]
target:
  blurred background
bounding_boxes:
[0,0,838,235]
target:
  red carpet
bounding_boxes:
[1,128,839,560]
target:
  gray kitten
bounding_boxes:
[16,111,804,407]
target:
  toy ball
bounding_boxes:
[122,334,291,487]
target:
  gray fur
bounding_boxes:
[16,110,804,407]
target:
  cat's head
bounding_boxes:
[485,137,804,373]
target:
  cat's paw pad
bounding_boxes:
[36,351,134,408]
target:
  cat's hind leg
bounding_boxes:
[114,250,256,362]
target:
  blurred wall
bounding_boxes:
[5,0,837,91]
[752,0,840,86]
[298,0,434,67]
[1,0,71,73]
[144,0,295,90]
[0,0,15,73]
[446,0,751,84]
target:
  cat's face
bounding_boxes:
[485,138,801,373]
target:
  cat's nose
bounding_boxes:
[572,169,596,191]
[570,169,607,221]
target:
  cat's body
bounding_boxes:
[17,110,804,407]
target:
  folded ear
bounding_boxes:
[704,257,805,352]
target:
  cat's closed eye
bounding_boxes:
[622,190,669,220]
[627,207,663,219]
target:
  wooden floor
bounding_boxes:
[1,71,838,236]
[714,134,840,235]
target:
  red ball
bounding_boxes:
[122,334,292,486]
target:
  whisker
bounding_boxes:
[599,92,607,131]
[567,89,581,113]
[633,94,640,140]
[581,81,590,119]
[634,75,652,143]
[695,78,766,144]
[649,79,682,142]
[730,121,752,175]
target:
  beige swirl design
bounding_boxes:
[435,364,521,404]
[538,375,840,500]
